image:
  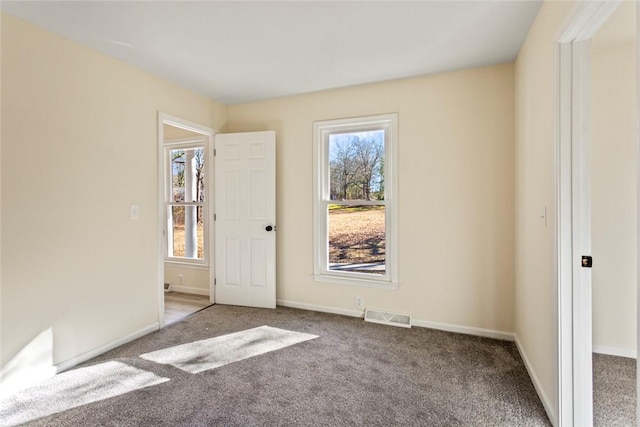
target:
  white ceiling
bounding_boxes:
[1,1,543,105]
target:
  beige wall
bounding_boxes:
[8,4,622,421]
[591,39,637,356]
[514,1,577,422]
[163,124,202,140]
[0,12,226,375]
[164,265,209,295]
[228,64,515,335]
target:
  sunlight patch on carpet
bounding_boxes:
[140,325,318,373]
[0,361,169,426]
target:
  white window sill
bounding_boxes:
[313,274,398,290]
[164,259,209,270]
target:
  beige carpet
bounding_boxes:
[593,353,636,426]
[2,305,550,426]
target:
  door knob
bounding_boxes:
[265,225,274,232]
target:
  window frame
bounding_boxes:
[164,138,210,267]
[312,113,399,289]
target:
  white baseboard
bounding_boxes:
[55,323,159,373]
[277,299,364,318]
[169,285,210,296]
[411,318,515,341]
[277,299,515,341]
[593,344,637,359]
[514,335,556,426]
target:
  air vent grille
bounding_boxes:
[364,309,411,328]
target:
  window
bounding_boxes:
[165,141,209,266]
[313,114,398,288]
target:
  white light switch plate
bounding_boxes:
[130,204,140,220]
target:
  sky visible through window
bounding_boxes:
[328,130,385,201]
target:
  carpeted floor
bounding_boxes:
[593,353,636,426]
[3,305,551,426]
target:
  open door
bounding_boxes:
[557,2,634,424]
[214,131,276,308]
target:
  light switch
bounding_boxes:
[130,204,140,220]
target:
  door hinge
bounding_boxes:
[581,255,593,268]
[214,213,217,221]
[214,149,217,157]
[214,278,217,286]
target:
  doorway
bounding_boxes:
[556,1,638,425]
[590,3,637,424]
[157,113,216,327]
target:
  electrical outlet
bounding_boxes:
[178,274,183,284]
[355,296,364,308]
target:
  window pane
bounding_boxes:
[170,147,205,203]
[170,205,204,259]
[328,205,385,275]
[329,131,384,201]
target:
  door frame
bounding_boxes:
[157,112,216,327]
[555,1,623,425]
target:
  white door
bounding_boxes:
[214,131,276,308]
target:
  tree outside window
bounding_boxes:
[313,114,398,288]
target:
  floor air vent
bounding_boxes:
[364,309,412,328]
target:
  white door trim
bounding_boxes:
[157,112,216,327]
[555,2,621,426]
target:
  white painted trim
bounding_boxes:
[312,273,399,290]
[555,39,574,427]
[411,319,514,342]
[168,285,210,296]
[157,114,166,328]
[312,113,399,287]
[570,38,593,425]
[158,112,217,327]
[276,299,513,341]
[277,299,364,318]
[55,323,159,373]
[593,345,637,360]
[515,335,557,427]
[555,2,622,425]
[164,136,208,146]
[163,260,209,271]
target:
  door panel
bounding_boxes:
[215,131,276,308]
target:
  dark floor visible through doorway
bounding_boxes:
[164,291,211,325]
[593,353,636,426]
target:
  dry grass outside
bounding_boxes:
[169,206,382,264]
[328,205,385,265]
[172,224,204,259]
